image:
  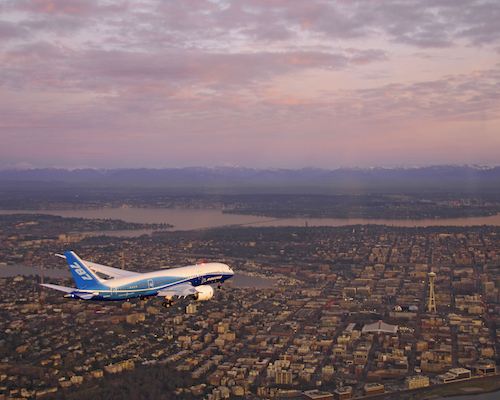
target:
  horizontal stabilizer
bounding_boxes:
[41,283,95,299]
[40,283,75,293]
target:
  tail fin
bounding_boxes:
[64,251,106,290]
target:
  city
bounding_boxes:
[1,214,499,399]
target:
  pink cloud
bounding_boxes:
[0,0,499,168]
[16,0,127,16]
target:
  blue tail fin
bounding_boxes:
[64,251,106,290]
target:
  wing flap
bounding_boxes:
[74,292,95,300]
[157,283,197,298]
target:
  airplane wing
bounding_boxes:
[84,260,140,279]
[157,283,197,299]
[55,253,139,279]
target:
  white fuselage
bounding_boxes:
[90,262,233,300]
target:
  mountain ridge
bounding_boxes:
[1,166,499,194]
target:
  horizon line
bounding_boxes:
[0,164,499,172]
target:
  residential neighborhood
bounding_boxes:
[1,215,499,399]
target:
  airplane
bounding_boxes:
[41,250,234,307]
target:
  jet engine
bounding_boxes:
[194,285,214,301]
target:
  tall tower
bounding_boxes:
[427,271,437,313]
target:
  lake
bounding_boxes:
[439,391,500,400]
[1,207,500,230]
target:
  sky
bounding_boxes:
[1,0,500,169]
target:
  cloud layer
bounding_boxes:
[0,0,499,168]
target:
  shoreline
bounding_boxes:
[0,205,499,221]
[392,373,500,400]
[1,208,500,230]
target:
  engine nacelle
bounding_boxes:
[194,285,214,301]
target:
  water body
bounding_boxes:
[1,208,500,230]
[0,265,274,289]
[439,391,500,400]
[84,229,156,238]
[229,273,275,288]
